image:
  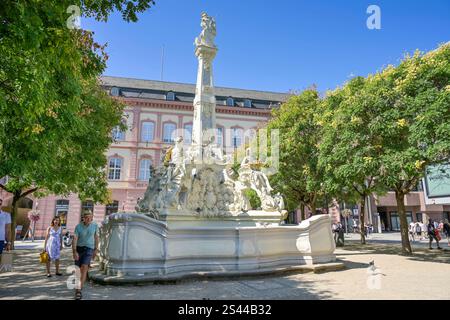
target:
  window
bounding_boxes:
[232,128,243,148]
[110,87,120,97]
[81,200,94,215]
[390,211,412,231]
[244,99,252,108]
[216,127,223,146]
[166,91,175,101]
[226,97,234,107]
[139,159,152,181]
[112,126,125,141]
[416,212,423,223]
[163,123,176,143]
[105,201,119,216]
[183,124,192,144]
[141,122,155,142]
[108,158,122,180]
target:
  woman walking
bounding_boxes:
[43,216,63,277]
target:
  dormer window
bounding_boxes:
[244,99,252,108]
[110,87,120,97]
[226,97,234,106]
[166,91,176,101]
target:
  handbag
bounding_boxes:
[39,251,49,264]
[435,230,442,241]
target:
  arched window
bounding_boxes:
[226,97,234,107]
[108,157,122,180]
[141,122,155,142]
[139,159,152,181]
[244,99,252,108]
[232,128,243,148]
[184,124,193,144]
[163,123,177,143]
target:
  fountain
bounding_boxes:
[92,13,340,284]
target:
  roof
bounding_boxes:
[100,76,291,103]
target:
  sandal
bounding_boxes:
[75,290,82,300]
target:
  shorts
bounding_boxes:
[0,241,4,255]
[75,246,94,267]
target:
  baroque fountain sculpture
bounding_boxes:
[94,13,337,283]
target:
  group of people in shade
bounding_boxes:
[43,210,99,300]
[409,219,450,249]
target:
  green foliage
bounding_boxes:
[267,89,326,214]
[243,189,261,210]
[0,0,154,243]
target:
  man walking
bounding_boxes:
[427,219,442,250]
[72,211,99,300]
[0,198,12,254]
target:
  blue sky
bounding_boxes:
[83,0,450,94]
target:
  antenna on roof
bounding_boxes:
[161,45,165,81]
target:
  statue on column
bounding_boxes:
[195,12,217,48]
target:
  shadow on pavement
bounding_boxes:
[1,248,338,300]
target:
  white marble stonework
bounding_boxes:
[95,13,337,282]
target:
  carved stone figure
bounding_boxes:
[195,12,217,48]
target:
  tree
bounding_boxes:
[374,43,450,254]
[0,0,155,246]
[319,77,387,244]
[267,89,328,219]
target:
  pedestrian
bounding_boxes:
[421,222,428,240]
[443,219,450,246]
[415,222,422,240]
[409,222,416,242]
[72,210,99,300]
[0,198,12,254]
[353,220,358,233]
[427,219,442,250]
[43,216,63,277]
[332,222,338,242]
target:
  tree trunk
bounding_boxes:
[10,192,21,250]
[395,191,413,255]
[300,203,306,221]
[359,196,366,245]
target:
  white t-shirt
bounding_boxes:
[0,211,12,241]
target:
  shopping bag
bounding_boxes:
[0,252,13,273]
[39,251,49,264]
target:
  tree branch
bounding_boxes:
[20,187,39,199]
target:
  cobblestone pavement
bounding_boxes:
[1,238,449,300]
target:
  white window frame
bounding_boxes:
[139,159,152,181]
[163,123,177,143]
[141,122,155,143]
[108,158,122,180]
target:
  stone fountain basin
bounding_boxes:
[92,213,339,284]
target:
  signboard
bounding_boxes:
[423,164,450,205]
